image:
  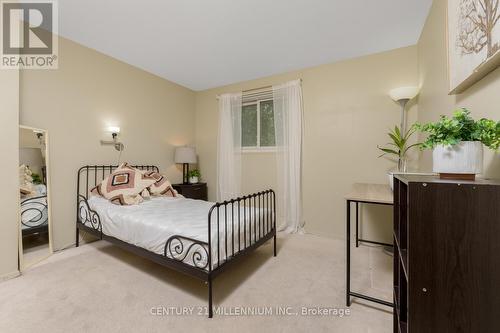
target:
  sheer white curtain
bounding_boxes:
[273,79,304,233]
[217,93,242,201]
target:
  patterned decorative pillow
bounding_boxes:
[91,163,156,205]
[19,165,34,194]
[140,188,151,200]
[143,171,178,197]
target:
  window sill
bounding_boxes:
[241,148,277,154]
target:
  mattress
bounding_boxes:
[86,196,270,270]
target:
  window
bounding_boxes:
[242,99,275,151]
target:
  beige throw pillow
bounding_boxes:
[143,171,178,197]
[91,163,156,205]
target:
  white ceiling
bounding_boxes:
[58,0,432,91]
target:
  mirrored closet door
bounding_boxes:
[19,126,52,269]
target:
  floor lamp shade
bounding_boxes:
[175,147,197,184]
[388,86,420,135]
[388,86,419,102]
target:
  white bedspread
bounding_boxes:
[86,196,270,270]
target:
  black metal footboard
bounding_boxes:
[207,190,276,271]
[21,195,49,237]
[76,165,277,318]
[205,190,276,317]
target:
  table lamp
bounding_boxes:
[174,146,197,184]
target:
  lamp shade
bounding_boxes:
[389,86,420,102]
[174,146,197,164]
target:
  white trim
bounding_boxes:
[241,147,277,153]
[256,100,261,148]
[0,270,20,282]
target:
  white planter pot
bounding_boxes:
[189,176,199,184]
[432,141,483,175]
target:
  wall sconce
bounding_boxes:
[33,130,44,145]
[100,126,124,151]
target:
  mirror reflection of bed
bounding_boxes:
[19,126,52,269]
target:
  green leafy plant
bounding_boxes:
[188,169,201,178]
[416,108,500,150]
[31,173,43,185]
[378,125,420,172]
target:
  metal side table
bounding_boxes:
[345,183,394,308]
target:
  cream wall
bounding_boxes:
[19,128,45,177]
[20,36,196,251]
[0,68,20,279]
[195,46,419,240]
[19,148,44,177]
[19,127,43,149]
[417,0,500,178]
[5,0,498,273]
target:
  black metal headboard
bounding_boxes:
[77,165,160,200]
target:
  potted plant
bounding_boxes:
[188,169,201,184]
[31,172,43,185]
[378,125,420,189]
[417,108,500,180]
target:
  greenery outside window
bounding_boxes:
[241,99,275,151]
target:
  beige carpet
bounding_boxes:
[22,234,51,268]
[0,234,392,333]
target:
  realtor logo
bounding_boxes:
[1,0,58,69]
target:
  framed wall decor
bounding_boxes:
[447,0,500,94]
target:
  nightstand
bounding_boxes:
[173,183,208,201]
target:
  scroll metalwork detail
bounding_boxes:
[78,195,101,232]
[20,195,48,228]
[164,236,209,270]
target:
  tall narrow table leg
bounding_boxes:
[75,226,79,247]
[355,202,359,248]
[346,200,351,307]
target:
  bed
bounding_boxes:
[76,165,276,318]
[21,184,49,237]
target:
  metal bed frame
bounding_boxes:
[21,195,49,237]
[76,165,276,318]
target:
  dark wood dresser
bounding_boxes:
[173,183,207,201]
[393,174,500,333]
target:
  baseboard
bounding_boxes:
[0,270,20,282]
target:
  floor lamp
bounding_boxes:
[385,87,419,255]
[388,86,420,135]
